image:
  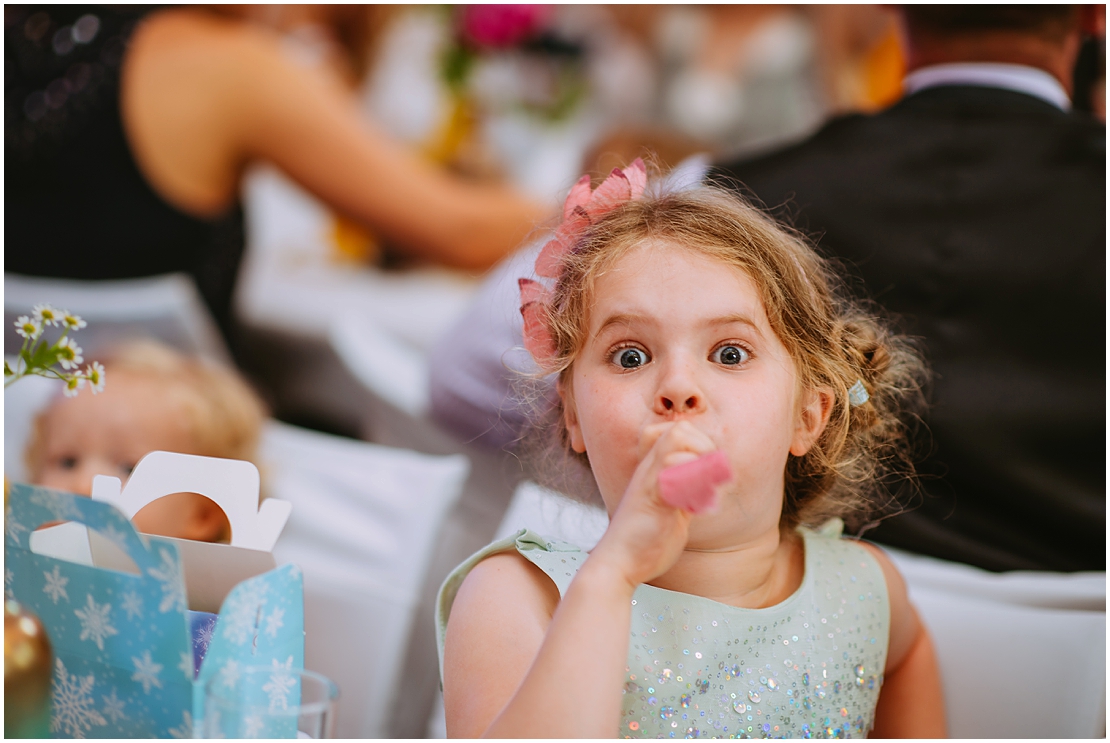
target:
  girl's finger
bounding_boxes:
[637,422,674,458]
[641,421,716,466]
[630,420,719,506]
[661,450,701,469]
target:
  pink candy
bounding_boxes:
[658,451,732,514]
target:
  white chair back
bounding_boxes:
[5,273,230,363]
[264,422,469,738]
[888,549,1105,738]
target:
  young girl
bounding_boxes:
[436,160,946,738]
[25,340,267,543]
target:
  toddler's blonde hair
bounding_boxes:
[523,181,929,531]
[25,340,267,478]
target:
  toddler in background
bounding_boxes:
[437,161,946,737]
[25,340,266,543]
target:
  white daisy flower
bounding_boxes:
[56,337,83,370]
[63,375,85,397]
[14,316,42,340]
[33,304,62,327]
[85,362,106,394]
[62,312,87,331]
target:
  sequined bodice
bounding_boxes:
[437,522,889,739]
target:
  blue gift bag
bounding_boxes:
[6,475,304,738]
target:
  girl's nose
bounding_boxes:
[659,394,701,415]
[654,363,705,417]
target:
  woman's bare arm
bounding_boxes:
[123,9,550,270]
[860,542,947,738]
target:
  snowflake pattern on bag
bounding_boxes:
[6,483,305,739]
[100,688,127,724]
[43,565,70,604]
[6,512,29,543]
[51,658,108,738]
[263,656,297,711]
[130,651,164,694]
[167,710,194,739]
[74,594,118,650]
[148,547,188,614]
[120,590,144,621]
[29,489,84,521]
[220,579,271,646]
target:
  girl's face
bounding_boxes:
[31,369,228,542]
[563,241,828,548]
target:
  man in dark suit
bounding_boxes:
[710,5,1104,572]
[429,5,1104,573]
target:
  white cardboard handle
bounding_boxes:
[90,451,290,552]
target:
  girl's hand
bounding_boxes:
[590,420,720,588]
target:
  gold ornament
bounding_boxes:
[5,599,53,738]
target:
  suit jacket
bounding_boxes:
[712,85,1106,572]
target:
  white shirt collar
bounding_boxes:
[903,62,1071,111]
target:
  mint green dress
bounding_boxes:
[436,520,889,739]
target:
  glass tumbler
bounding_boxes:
[202,665,339,738]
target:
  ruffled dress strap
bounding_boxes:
[435,529,587,681]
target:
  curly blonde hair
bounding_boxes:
[522,180,929,531]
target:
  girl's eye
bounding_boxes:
[712,344,750,366]
[613,347,651,369]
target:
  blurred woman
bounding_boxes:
[6,6,548,342]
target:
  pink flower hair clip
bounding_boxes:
[519,158,648,366]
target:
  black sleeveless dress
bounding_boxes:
[5,5,245,343]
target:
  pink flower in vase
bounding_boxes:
[458,5,550,50]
